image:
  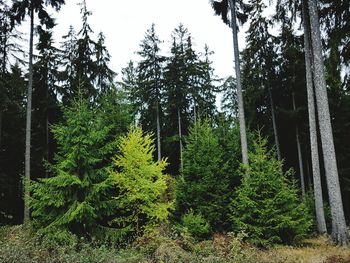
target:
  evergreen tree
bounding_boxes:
[301,0,327,234]
[195,45,218,121]
[95,32,115,95]
[307,0,348,245]
[0,65,26,224]
[242,0,281,160]
[163,24,194,173]
[11,0,65,220]
[59,25,78,103]
[231,136,312,247]
[32,26,61,178]
[176,121,231,231]
[29,96,129,238]
[136,24,165,161]
[211,0,251,165]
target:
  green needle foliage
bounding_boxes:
[176,121,231,231]
[230,136,312,247]
[28,96,125,241]
[110,127,173,237]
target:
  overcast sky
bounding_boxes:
[50,0,247,80]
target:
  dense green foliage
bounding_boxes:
[176,121,232,231]
[231,137,313,247]
[1,0,350,250]
[29,96,130,240]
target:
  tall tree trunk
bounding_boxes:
[193,98,197,125]
[45,85,49,177]
[308,0,348,244]
[268,87,281,160]
[292,93,306,196]
[177,107,183,172]
[302,0,327,234]
[156,100,161,161]
[229,0,248,165]
[0,110,2,150]
[24,7,34,221]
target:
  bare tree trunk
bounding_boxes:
[24,8,34,221]
[308,0,348,244]
[268,87,281,160]
[292,93,306,196]
[193,99,197,125]
[178,107,183,172]
[302,0,327,235]
[0,110,2,150]
[156,100,161,161]
[229,0,248,165]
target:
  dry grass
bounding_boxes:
[251,236,350,263]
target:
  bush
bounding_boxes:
[179,210,211,239]
[230,136,313,247]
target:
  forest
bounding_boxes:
[0,0,350,262]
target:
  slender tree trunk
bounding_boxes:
[292,93,306,196]
[302,0,327,234]
[308,0,347,244]
[0,110,2,150]
[45,88,49,177]
[24,8,34,221]
[268,87,281,160]
[229,0,248,165]
[156,100,161,161]
[177,107,183,172]
[193,99,197,125]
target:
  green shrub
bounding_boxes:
[230,136,313,247]
[180,210,211,239]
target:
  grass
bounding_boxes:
[0,225,349,263]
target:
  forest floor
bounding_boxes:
[0,225,349,263]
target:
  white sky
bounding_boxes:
[50,0,247,80]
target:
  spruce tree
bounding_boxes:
[29,97,127,238]
[176,121,231,231]
[231,136,312,247]
[136,24,165,161]
[11,0,65,220]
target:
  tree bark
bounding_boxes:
[0,110,2,150]
[178,107,183,172]
[156,100,161,161]
[292,93,305,196]
[308,0,348,244]
[24,7,34,221]
[268,87,281,161]
[229,0,248,165]
[302,0,327,234]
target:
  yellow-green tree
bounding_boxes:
[110,127,173,236]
